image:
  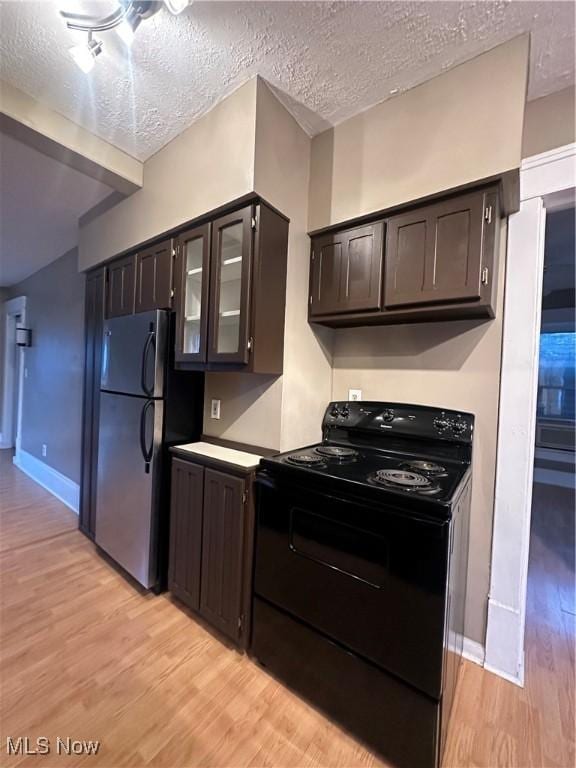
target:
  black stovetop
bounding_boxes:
[259,401,474,508]
[260,442,468,505]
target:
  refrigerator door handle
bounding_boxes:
[141,330,156,396]
[140,399,155,473]
[101,329,112,387]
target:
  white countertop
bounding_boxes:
[174,441,264,469]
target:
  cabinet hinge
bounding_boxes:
[242,491,248,504]
[247,336,253,353]
[251,216,257,231]
[238,615,243,632]
[484,205,493,224]
[170,289,175,298]
[309,295,313,306]
[481,266,489,285]
[172,248,177,258]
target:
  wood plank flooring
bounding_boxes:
[1,450,574,767]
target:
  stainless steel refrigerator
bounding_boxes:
[95,309,203,590]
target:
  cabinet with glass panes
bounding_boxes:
[174,202,288,374]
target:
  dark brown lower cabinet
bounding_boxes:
[168,459,204,610]
[200,469,246,642]
[168,454,253,648]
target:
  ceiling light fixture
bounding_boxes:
[69,32,103,74]
[60,0,190,71]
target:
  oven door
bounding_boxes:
[254,471,450,699]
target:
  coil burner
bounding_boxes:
[368,469,441,494]
[315,445,359,461]
[401,460,447,477]
[285,453,327,467]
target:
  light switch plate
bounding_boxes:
[210,399,221,419]
[348,389,362,402]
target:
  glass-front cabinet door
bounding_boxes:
[174,223,210,363]
[208,206,253,365]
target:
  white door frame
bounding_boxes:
[0,295,26,451]
[485,142,576,685]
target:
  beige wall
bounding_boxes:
[522,86,576,159]
[78,79,258,270]
[308,36,529,231]
[253,79,333,451]
[202,78,334,451]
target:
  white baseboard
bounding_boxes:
[484,597,525,687]
[13,449,79,514]
[462,637,485,666]
[485,655,524,688]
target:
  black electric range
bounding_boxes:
[251,402,474,768]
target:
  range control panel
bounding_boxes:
[322,402,474,443]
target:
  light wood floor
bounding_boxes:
[1,450,574,767]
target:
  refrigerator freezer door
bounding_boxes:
[95,391,164,588]
[101,310,167,397]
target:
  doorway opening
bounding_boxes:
[525,202,575,763]
[0,295,26,453]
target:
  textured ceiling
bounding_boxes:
[0,1,574,161]
[0,133,113,285]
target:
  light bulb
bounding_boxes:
[69,37,102,73]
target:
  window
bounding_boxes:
[537,332,576,421]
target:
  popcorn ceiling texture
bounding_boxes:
[0,1,574,161]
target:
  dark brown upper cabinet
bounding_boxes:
[309,222,384,317]
[174,201,288,375]
[308,185,500,327]
[107,254,136,318]
[208,206,253,366]
[173,224,211,364]
[384,189,492,309]
[135,239,174,313]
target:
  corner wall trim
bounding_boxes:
[462,637,485,667]
[13,449,79,514]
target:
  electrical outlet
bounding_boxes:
[41,444,47,457]
[348,389,362,402]
[210,399,221,419]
